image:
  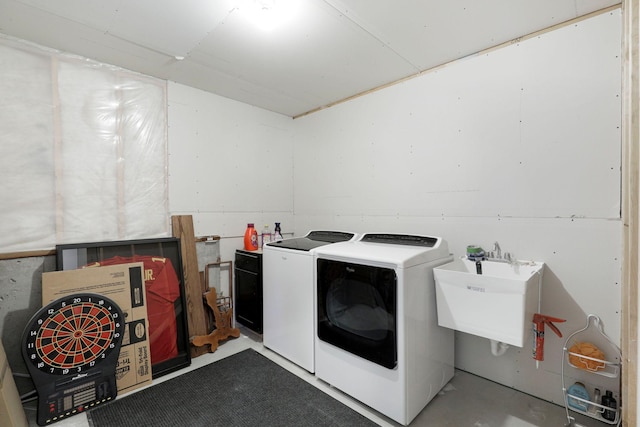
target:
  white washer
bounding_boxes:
[314,233,454,425]
[262,230,357,372]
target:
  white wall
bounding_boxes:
[167,10,621,406]
[167,83,295,262]
[290,10,622,405]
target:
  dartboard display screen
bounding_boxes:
[24,294,123,375]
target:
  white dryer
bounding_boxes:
[314,233,454,425]
[262,230,357,372]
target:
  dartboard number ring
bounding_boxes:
[24,293,124,376]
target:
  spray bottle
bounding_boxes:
[274,222,283,240]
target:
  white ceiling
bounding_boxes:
[0,0,621,117]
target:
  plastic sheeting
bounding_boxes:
[0,36,168,253]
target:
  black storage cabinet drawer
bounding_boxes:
[234,249,263,334]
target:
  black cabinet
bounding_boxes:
[234,249,263,334]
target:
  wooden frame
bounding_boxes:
[203,260,234,331]
[55,237,192,379]
[622,1,639,425]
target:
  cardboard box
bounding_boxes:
[42,263,152,395]
[0,340,28,427]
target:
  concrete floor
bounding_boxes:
[22,330,603,427]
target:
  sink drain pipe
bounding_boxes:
[490,339,510,356]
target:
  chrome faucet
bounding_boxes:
[487,241,514,263]
[493,241,501,259]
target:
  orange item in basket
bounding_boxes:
[569,341,606,371]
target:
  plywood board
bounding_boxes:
[171,215,208,357]
[0,341,28,427]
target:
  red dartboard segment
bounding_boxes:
[39,343,57,357]
[71,305,83,327]
[89,343,105,355]
[87,306,103,321]
[51,312,69,328]
[78,310,95,331]
[40,328,55,338]
[52,353,67,366]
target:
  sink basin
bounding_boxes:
[433,258,544,347]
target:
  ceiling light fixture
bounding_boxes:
[237,0,298,32]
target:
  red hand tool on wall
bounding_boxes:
[532,313,566,362]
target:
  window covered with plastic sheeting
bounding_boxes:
[0,36,168,253]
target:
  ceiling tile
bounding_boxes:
[0,0,622,116]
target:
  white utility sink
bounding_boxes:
[434,258,544,347]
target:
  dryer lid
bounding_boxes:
[315,233,450,267]
[266,230,356,251]
[360,233,438,247]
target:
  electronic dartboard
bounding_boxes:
[22,293,125,426]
